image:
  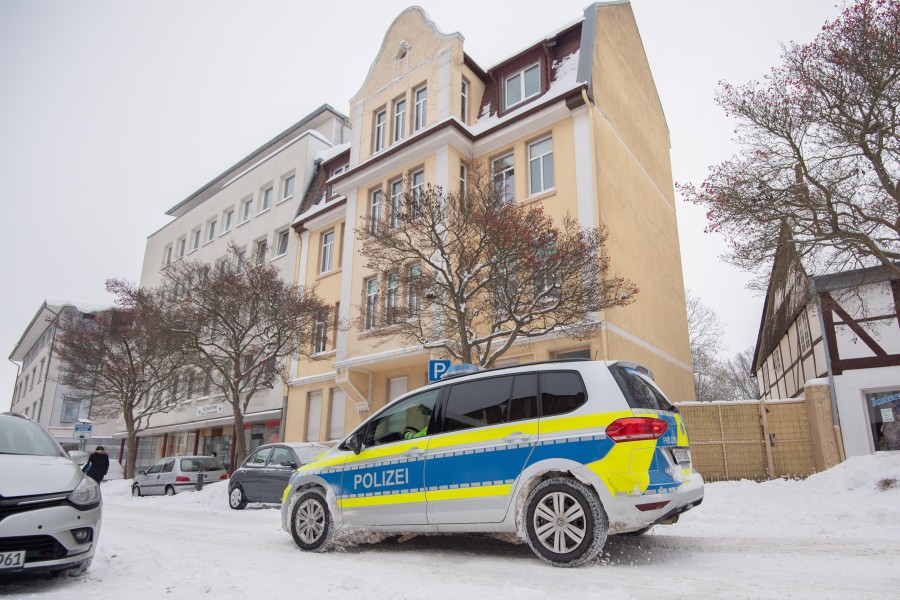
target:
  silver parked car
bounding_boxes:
[132,456,227,496]
[0,412,102,577]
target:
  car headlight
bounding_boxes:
[68,475,101,507]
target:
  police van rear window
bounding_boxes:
[610,366,676,412]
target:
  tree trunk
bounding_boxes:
[232,402,247,468]
[126,430,138,479]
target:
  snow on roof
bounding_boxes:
[292,196,343,227]
[469,50,583,136]
[315,142,351,164]
[481,16,584,72]
[45,299,112,314]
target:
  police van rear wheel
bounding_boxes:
[290,489,333,552]
[524,477,607,567]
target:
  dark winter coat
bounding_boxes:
[85,449,110,483]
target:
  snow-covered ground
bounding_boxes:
[4,453,899,599]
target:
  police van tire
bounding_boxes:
[290,488,334,552]
[524,477,608,567]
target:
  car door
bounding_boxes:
[240,448,271,501]
[425,374,539,524]
[158,458,176,493]
[140,460,166,495]
[261,446,297,502]
[339,388,441,527]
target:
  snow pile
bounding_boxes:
[102,479,233,513]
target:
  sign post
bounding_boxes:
[73,423,93,452]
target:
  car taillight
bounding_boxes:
[175,476,190,482]
[606,417,668,442]
[220,474,228,480]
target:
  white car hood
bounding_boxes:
[0,454,83,497]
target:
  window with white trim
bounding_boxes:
[414,87,427,131]
[313,310,328,353]
[328,164,348,199]
[364,277,378,330]
[773,346,783,374]
[370,189,383,234]
[461,78,469,123]
[176,237,186,259]
[528,137,554,195]
[255,239,267,266]
[282,174,295,200]
[386,271,399,325]
[798,312,812,353]
[459,163,467,198]
[410,170,424,219]
[493,153,515,202]
[390,180,402,228]
[191,228,201,251]
[504,63,540,110]
[320,230,334,273]
[393,98,406,142]
[241,198,253,223]
[276,229,289,257]
[260,186,273,212]
[223,208,235,232]
[163,244,173,266]
[374,109,386,152]
[207,218,217,242]
[328,389,346,440]
[408,264,421,318]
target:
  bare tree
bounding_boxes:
[151,246,328,466]
[681,0,899,286]
[357,161,638,368]
[719,348,761,401]
[55,283,183,477]
[686,290,725,402]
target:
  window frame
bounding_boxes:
[275,229,290,257]
[370,188,383,235]
[503,62,541,111]
[410,169,425,220]
[206,218,217,243]
[320,229,335,273]
[393,98,406,142]
[492,152,515,203]
[460,78,469,123]
[260,186,274,212]
[408,264,421,318]
[528,136,555,196]
[282,174,295,201]
[223,208,235,233]
[413,86,427,132]
[386,271,400,326]
[176,237,186,260]
[373,109,387,153]
[364,277,378,330]
[390,179,403,228]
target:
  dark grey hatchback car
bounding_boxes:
[228,443,328,509]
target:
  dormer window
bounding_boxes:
[504,63,541,111]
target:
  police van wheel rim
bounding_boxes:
[532,491,586,554]
[295,498,326,544]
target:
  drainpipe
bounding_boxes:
[812,281,846,461]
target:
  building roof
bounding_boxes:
[163,104,349,219]
[9,301,109,362]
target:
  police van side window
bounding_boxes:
[540,372,587,417]
[363,388,440,447]
[443,376,514,433]
[508,374,538,422]
[610,366,675,412]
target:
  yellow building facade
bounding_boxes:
[286,2,694,444]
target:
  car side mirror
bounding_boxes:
[138,470,146,476]
[346,434,362,455]
[288,461,299,469]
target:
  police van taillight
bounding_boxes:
[605,417,668,442]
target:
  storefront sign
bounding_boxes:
[197,403,224,417]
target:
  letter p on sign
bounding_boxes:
[428,360,451,382]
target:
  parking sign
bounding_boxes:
[428,359,451,382]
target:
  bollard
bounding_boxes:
[196,472,206,491]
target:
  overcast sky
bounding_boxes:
[0,0,843,410]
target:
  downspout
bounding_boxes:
[812,281,846,461]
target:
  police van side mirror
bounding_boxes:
[345,434,362,455]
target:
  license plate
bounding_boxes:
[0,550,25,571]
[672,448,691,464]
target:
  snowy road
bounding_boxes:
[3,453,899,599]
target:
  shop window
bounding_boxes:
[867,390,900,451]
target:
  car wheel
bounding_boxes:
[165,485,175,496]
[289,488,333,552]
[524,477,608,567]
[132,484,142,497]
[229,486,248,510]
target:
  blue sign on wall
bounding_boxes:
[428,359,452,382]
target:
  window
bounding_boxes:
[329,389,346,440]
[177,237,186,259]
[509,374,539,422]
[363,388,439,447]
[408,264,421,318]
[461,78,469,122]
[493,153,515,202]
[374,109,387,152]
[161,459,175,473]
[528,137,554,195]
[320,230,334,273]
[282,174,295,200]
[261,186,273,212]
[610,366,675,412]
[328,165,348,198]
[541,372,587,417]
[241,198,253,223]
[410,170,424,220]
[773,346,783,374]
[23,375,29,393]
[186,370,195,400]
[236,248,247,273]
[866,390,900,451]
[370,189,383,234]
[248,448,271,467]
[798,312,812,353]
[61,399,80,423]
[276,230,289,257]
[386,272,399,325]
[269,446,295,467]
[37,358,44,383]
[414,87,427,131]
[255,239,267,266]
[393,98,406,142]
[390,180,403,228]
[313,310,328,353]
[163,245,173,266]
[223,208,235,232]
[192,228,201,251]
[443,377,513,433]
[761,363,771,393]
[364,277,378,330]
[307,391,323,442]
[29,368,35,389]
[504,63,541,110]
[207,219,217,242]
[459,163,467,198]
[553,348,591,360]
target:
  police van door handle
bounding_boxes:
[403,447,425,456]
[504,432,532,444]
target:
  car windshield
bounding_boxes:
[180,457,225,472]
[0,417,67,457]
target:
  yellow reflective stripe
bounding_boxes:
[538,410,633,434]
[426,484,511,502]
[337,492,426,509]
[300,440,428,472]
[584,439,656,495]
[427,423,538,450]
[675,414,689,446]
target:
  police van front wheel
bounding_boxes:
[290,489,334,552]
[524,477,608,567]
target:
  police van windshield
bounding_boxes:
[610,366,677,413]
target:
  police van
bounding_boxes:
[280,359,704,566]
